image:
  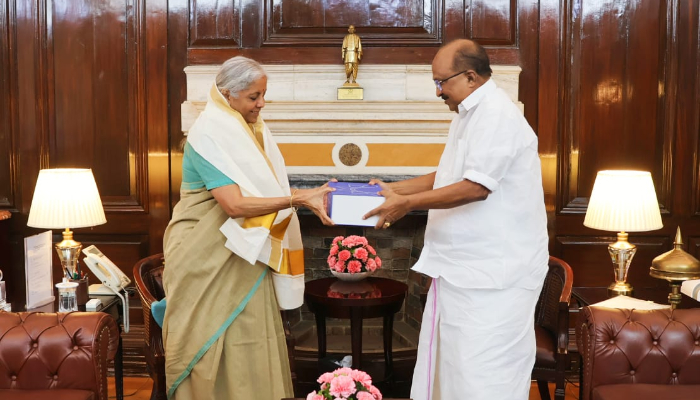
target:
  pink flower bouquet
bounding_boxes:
[327,235,382,274]
[307,367,382,400]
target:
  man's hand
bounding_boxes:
[363,179,411,229]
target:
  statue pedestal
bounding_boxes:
[338,83,363,100]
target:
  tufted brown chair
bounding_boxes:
[532,256,574,400]
[0,311,119,400]
[577,306,700,400]
[133,254,299,399]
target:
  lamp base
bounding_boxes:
[608,281,634,297]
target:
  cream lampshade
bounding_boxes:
[583,170,663,296]
[28,169,107,280]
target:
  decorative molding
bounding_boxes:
[182,64,522,175]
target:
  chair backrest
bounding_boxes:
[133,254,165,347]
[535,256,574,336]
[0,312,118,400]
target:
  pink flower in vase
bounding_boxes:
[366,258,377,272]
[357,392,375,400]
[317,372,335,384]
[334,261,346,273]
[332,236,345,245]
[347,260,362,274]
[306,393,325,400]
[354,247,368,261]
[374,257,382,268]
[349,369,372,387]
[368,385,383,400]
[327,255,337,268]
[329,245,339,256]
[366,245,376,255]
[338,250,351,262]
[329,375,356,398]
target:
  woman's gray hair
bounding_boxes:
[215,56,266,98]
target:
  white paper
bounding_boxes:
[330,195,385,227]
[591,295,670,310]
[681,279,700,302]
[24,231,55,309]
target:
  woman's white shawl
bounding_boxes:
[185,84,304,309]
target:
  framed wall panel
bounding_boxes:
[189,0,240,46]
[0,0,15,208]
[264,0,440,46]
[558,0,673,214]
[48,0,148,212]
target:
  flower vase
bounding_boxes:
[331,269,373,282]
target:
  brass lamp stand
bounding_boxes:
[608,231,636,296]
[583,170,663,298]
[650,227,700,309]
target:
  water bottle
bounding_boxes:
[56,278,79,312]
[0,269,9,311]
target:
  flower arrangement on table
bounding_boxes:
[327,235,382,274]
[307,367,382,400]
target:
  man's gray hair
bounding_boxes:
[215,56,266,98]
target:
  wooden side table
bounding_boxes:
[304,277,407,380]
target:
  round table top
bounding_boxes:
[305,277,407,307]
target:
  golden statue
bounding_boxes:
[342,25,362,85]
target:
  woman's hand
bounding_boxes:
[294,181,336,226]
[363,179,411,229]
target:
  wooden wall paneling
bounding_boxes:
[0,0,15,209]
[556,235,671,289]
[443,0,466,42]
[537,0,562,240]
[470,0,516,45]
[680,0,700,216]
[189,0,240,46]
[241,0,262,47]
[169,0,189,210]
[558,0,671,214]
[145,0,171,256]
[190,0,528,64]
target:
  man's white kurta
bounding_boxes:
[411,79,549,400]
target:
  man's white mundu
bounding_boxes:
[186,85,304,309]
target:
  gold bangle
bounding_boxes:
[290,189,299,213]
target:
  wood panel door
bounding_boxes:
[544,0,700,292]
[1,0,170,313]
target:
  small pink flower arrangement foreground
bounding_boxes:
[327,235,382,274]
[307,367,383,400]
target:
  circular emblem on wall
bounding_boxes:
[338,143,362,166]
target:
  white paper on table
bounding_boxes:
[24,231,55,309]
[591,295,670,310]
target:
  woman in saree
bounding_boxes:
[162,56,333,399]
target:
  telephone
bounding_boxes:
[82,245,131,292]
[82,245,131,332]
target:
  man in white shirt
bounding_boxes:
[364,39,549,399]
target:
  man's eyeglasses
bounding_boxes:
[433,70,468,92]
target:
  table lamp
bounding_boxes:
[583,170,663,296]
[27,169,107,280]
[650,227,700,308]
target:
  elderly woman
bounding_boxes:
[162,56,332,399]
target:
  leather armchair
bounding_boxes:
[0,311,119,400]
[577,306,700,400]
